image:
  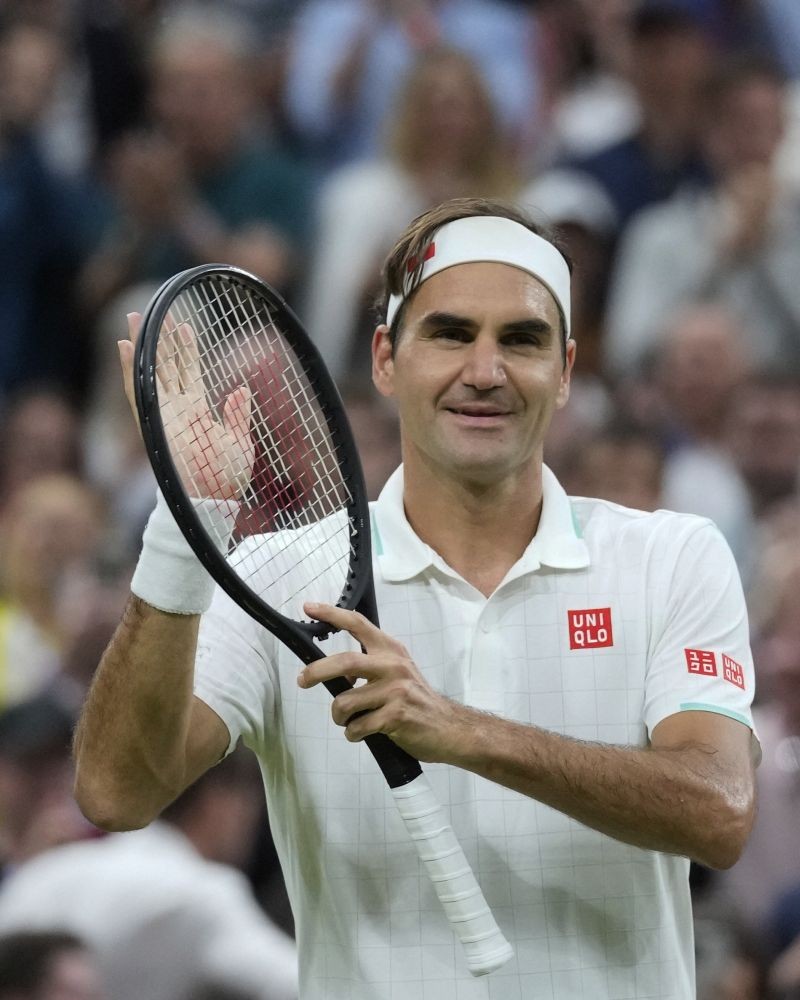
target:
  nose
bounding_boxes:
[462,337,507,390]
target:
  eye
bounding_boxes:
[432,327,472,343]
[502,331,543,348]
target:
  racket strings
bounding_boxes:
[156,276,357,616]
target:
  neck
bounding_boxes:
[401,448,544,597]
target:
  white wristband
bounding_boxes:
[130,491,239,615]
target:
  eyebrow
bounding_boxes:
[418,311,555,336]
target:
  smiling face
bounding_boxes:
[372,262,575,490]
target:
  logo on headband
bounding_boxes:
[406,243,436,274]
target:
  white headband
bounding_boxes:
[385,215,572,337]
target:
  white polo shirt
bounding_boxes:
[195,465,756,1000]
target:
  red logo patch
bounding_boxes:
[568,608,613,650]
[722,654,745,690]
[685,648,717,676]
[406,242,436,273]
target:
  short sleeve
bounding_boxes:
[194,585,277,756]
[643,520,756,738]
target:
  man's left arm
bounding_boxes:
[299,614,755,870]
[439,703,756,871]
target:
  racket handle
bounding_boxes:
[391,773,514,977]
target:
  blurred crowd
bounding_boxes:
[1,0,800,997]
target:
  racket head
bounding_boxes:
[134,264,375,661]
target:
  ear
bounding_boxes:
[372,325,395,398]
[555,338,576,410]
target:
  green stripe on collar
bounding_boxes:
[370,510,384,556]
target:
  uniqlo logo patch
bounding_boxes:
[685,648,717,676]
[722,654,745,690]
[568,608,613,650]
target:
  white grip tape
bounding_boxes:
[131,491,239,615]
[392,773,514,976]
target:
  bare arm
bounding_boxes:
[73,598,229,830]
[300,605,757,871]
[74,313,247,830]
[444,706,756,870]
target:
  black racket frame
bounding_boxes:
[134,264,421,788]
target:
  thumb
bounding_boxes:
[118,338,136,417]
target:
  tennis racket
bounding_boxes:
[133,264,514,977]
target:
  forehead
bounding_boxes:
[404,261,562,327]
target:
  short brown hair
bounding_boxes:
[378,197,572,353]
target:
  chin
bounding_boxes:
[444,454,521,485]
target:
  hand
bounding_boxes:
[118,313,255,500]
[298,603,472,763]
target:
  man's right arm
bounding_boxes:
[73,596,229,831]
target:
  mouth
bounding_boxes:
[444,404,512,426]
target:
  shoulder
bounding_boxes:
[572,496,724,557]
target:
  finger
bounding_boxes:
[303,603,404,654]
[175,322,205,395]
[118,338,137,417]
[223,384,253,443]
[298,651,400,689]
[156,325,181,396]
[126,311,142,345]
[330,679,395,727]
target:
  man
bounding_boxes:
[79,6,311,318]
[74,198,757,999]
[284,0,537,166]
[605,54,800,377]
[566,4,712,234]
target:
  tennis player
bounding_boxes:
[75,198,757,1000]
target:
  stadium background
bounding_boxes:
[0,0,799,996]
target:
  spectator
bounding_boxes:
[692,901,766,1000]
[79,0,159,159]
[566,3,712,234]
[341,383,401,499]
[706,532,800,940]
[0,691,94,873]
[0,930,106,1000]
[654,305,755,567]
[768,884,800,998]
[605,54,800,376]
[520,168,617,371]
[0,474,104,706]
[0,387,83,510]
[726,371,800,519]
[655,304,751,448]
[0,21,96,399]
[0,749,298,1000]
[79,5,312,319]
[284,0,537,166]
[82,286,158,551]
[558,421,665,512]
[304,48,518,379]
[532,0,640,164]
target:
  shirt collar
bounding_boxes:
[372,464,589,584]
